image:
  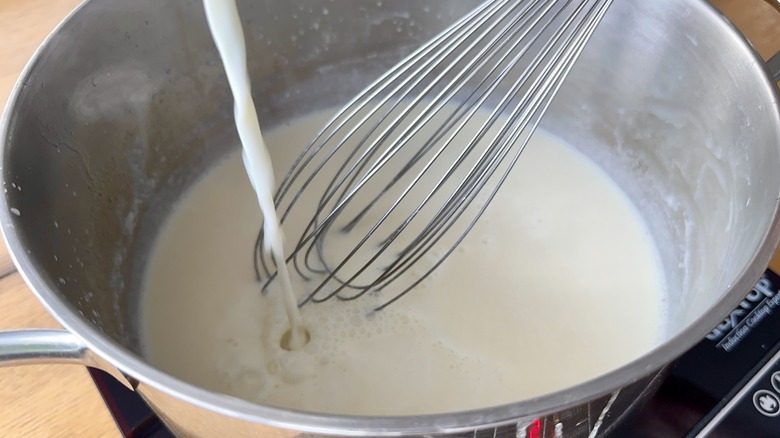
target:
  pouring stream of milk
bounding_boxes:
[202,0,306,349]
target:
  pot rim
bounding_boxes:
[2,0,780,435]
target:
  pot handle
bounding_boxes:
[0,329,135,389]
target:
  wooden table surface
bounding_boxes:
[0,0,779,437]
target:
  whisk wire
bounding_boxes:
[297,0,567,297]
[256,0,514,286]
[327,0,561,232]
[373,0,615,308]
[262,0,539,291]
[364,0,592,290]
[301,3,578,303]
[328,0,603,295]
[255,0,614,310]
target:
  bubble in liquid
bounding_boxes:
[280,326,311,351]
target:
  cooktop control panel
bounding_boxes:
[621,269,780,437]
[694,345,780,436]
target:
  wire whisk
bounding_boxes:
[255,0,613,310]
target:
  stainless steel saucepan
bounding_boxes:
[1,0,780,436]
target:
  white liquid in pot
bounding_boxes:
[141,107,668,415]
